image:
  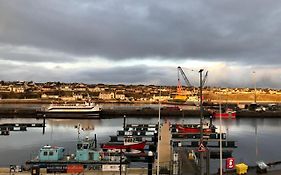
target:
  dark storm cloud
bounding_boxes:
[0,63,176,85]
[77,65,174,85]
[0,45,75,63]
[1,0,281,64]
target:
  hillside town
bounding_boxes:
[0,81,281,103]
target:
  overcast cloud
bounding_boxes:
[0,0,281,88]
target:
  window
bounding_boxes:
[77,143,82,150]
[83,144,88,149]
[43,152,48,156]
[49,151,54,156]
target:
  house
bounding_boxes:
[99,91,115,100]
[73,93,84,100]
[10,85,25,93]
[41,93,59,99]
[115,92,125,100]
[60,85,73,92]
[0,85,11,92]
[88,85,102,92]
[73,84,87,92]
[152,91,171,101]
[41,85,57,92]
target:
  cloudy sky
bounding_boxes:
[0,0,281,88]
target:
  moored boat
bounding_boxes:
[101,136,147,150]
[213,109,236,119]
[42,102,102,117]
[176,123,213,134]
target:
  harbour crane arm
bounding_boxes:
[202,71,208,87]
[177,66,192,87]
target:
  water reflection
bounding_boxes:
[47,119,101,131]
[0,117,281,173]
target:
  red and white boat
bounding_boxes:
[176,124,212,134]
[213,109,236,119]
[101,137,146,150]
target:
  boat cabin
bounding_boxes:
[76,137,100,161]
[124,136,139,146]
[39,145,64,161]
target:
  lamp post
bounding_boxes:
[123,115,126,131]
[219,98,223,175]
[253,71,257,103]
[157,86,161,175]
[199,69,204,175]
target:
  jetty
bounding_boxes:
[0,122,45,135]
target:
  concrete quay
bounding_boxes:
[0,167,154,175]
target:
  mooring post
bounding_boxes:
[206,149,210,175]
[94,134,97,148]
[42,115,46,135]
[120,149,123,175]
[154,130,158,146]
[148,151,153,175]
[123,115,126,131]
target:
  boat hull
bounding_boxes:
[214,112,236,119]
[38,111,100,119]
[176,124,212,133]
[40,103,102,118]
[101,141,146,150]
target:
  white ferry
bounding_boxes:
[44,102,102,117]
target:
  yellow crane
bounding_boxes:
[174,66,208,102]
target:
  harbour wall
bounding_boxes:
[1,108,281,118]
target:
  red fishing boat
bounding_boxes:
[101,137,146,150]
[213,109,236,119]
[176,124,212,133]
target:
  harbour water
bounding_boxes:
[1,106,281,173]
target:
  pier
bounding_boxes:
[157,121,172,172]
[156,121,201,174]
[0,122,45,135]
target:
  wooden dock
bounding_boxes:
[158,121,172,167]
[155,120,198,174]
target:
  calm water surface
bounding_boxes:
[1,115,281,173]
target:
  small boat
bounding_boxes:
[30,136,101,164]
[213,109,236,119]
[38,145,65,161]
[176,123,213,134]
[101,137,147,150]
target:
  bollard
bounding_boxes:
[148,151,154,175]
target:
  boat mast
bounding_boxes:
[219,98,223,175]
[76,123,81,141]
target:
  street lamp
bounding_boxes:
[253,71,257,103]
[199,69,204,175]
[157,86,161,175]
[219,96,223,175]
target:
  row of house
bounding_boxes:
[0,81,280,101]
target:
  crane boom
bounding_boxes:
[177,66,192,87]
[202,71,208,87]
